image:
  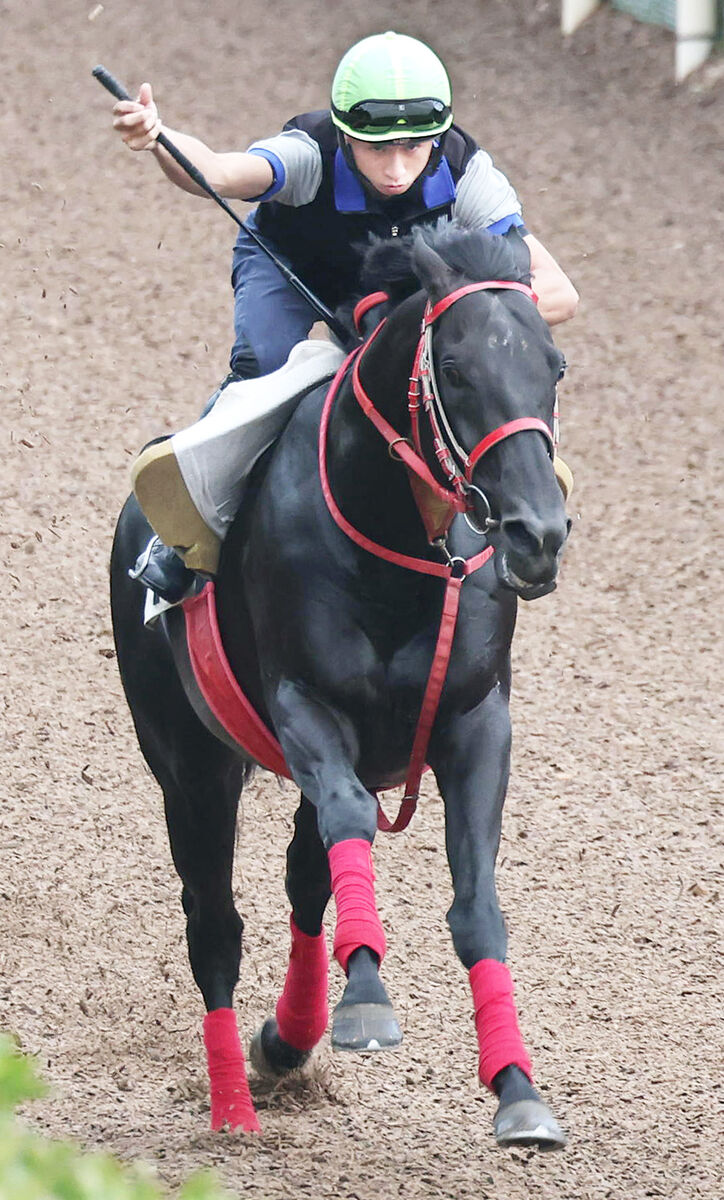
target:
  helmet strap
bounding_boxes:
[337,128,359,174]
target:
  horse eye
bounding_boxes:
[441,362,463,388]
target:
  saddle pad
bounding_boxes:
[173,339,346,539]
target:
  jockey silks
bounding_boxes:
[246,111,501,310]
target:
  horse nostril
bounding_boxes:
[502,519,544,560]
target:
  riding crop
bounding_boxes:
[92,66,358,350]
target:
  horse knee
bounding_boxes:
[447,898,507,969]
[315,790,378,848]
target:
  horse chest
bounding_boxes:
[343,586,507,719]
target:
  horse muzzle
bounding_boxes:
[494,511,571,601]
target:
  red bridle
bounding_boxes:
[409,281,554,506]
[318,278,556,832]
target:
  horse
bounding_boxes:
[110,223,571,1150]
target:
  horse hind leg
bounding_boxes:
[111,499,259,1130]
[161,752,260,1132]
[250,795,331,1078]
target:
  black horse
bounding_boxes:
[110,224,571,1149]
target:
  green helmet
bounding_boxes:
[331,31,453,142]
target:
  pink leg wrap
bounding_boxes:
[469,959,533,1091]
[203,1008,260,1132]
[275,915,329,1051]
[328,839,387,972]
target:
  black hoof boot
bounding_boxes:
[129,536,196,604]
[248,1018,313,1079]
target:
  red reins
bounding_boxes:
[319,278,552,831]
[319,345,493,832]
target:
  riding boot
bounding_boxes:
[130,369,255,604]
[553,455,574,501]
[129,535,196,604]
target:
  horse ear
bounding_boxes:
[412,231,458,303]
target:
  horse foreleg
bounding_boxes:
[432,684,566,1151]
[328,839,402,1052]
[269,686,402,1053]
[250,795,331,1076]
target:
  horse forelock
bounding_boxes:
[416,222,531,288]
[357,234,421,303]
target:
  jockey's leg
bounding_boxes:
[229,216,318,376]
[129,223,317,604]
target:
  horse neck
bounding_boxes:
[326,295,431,554]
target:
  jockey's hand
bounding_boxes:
[112,82,162,151]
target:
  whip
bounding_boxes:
[92,66,356,349]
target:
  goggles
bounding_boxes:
[332,97,452,136]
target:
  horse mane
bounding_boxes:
[361,220,531,301]
[333,222,532,341]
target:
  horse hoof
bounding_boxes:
[248,1018,312,1079]
[494,1099,567,1151]
[331,1002,402,1052]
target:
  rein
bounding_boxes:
[319,278,549,832]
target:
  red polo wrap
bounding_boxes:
[275,915,329,1051]
[203,1008,260,1132]
[469,959,533,1090]
[328,839,387,972]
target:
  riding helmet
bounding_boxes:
[330,31,453,143]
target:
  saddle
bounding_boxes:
[131,339,346,574]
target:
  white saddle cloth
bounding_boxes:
[171,339,346,539]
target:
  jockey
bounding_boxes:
[112,31,579,603]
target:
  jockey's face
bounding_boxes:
[347,136,434,197]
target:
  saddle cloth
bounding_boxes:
[131,338,346,572]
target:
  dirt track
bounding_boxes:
[2,2,722,1197]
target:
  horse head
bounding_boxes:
[409,225,571,599]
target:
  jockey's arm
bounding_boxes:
[111,82,274,200]
[152,133,274,199]
[523,234,579,326]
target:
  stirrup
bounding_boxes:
[129,536,196,605]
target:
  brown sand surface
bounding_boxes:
[2,2,722,1197]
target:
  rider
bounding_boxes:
[111,31,579,602]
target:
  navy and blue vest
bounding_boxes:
[251,110,479,309]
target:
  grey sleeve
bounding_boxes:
[246,129,323,206]
[451,149,523,229]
